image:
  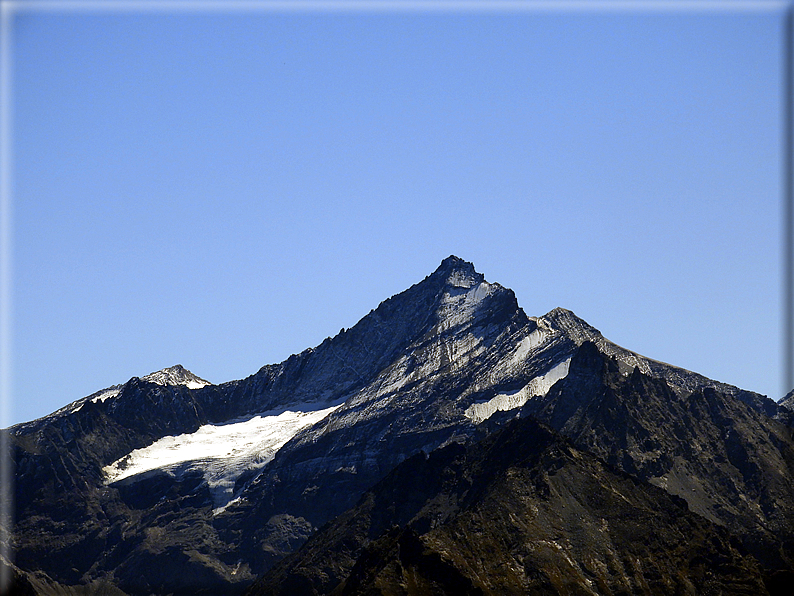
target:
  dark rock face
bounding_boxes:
[6,256,793,594]
[522,342,794,573]
[247,417,769,596]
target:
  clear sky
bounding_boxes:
[3,1,787,426]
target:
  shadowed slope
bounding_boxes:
[248,416,768,596]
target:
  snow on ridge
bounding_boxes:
[142,365,211,389]
[103,401,342,512]
[464,357,572,424]
[91,387,122,404]
[12,367,208,431]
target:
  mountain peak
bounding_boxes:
[141,365,211,389]
[437,255,475,274]
[434,255,484,289]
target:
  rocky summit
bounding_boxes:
[4,256,793,595]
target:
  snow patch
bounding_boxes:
[184,380,209,389]
[103,401,341,511]
[91,388,121,404]
[464,358,571,424]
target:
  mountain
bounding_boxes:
[6,256,793,595]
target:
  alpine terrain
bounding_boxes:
[3,256,793,595]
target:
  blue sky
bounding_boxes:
[3,1,787,426]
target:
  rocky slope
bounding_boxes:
[247,415,769,596]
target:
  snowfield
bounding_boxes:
[464,358,571,424]
[103,401,342,511]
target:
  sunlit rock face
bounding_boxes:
[8,256,792,595]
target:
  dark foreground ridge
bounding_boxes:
[6,256,794,595]
[248,413,768,596]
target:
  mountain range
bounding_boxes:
[3,256,793,595]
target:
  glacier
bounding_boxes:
[103,401,342,510]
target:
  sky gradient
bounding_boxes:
[4,1,787,426]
